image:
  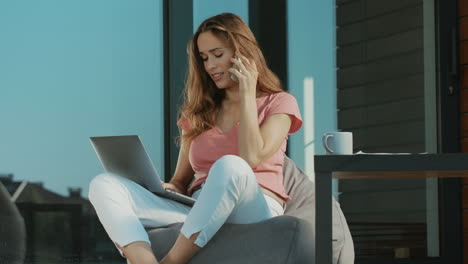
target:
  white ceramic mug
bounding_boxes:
[322,132,353,155]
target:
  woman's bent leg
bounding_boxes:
[181,155,272,247]
[180,155,276,247]
[88,173,191,260]
[162,155,281,264]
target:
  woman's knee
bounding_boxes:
[214,155,250,171]
[211,155,253,182]
[88,173,120,202]
[217,155,250,167]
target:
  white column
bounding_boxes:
[303,77,315,182]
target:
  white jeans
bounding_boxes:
[88,155,284,251]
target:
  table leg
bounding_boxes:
[316,171,332,264]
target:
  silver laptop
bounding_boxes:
[90,135,196,206]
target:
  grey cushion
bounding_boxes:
[148,216,314,264]
[147,155,354,264]
[283,156,355,264]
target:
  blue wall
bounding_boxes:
[0,0,165,196]
[193,0,248,32]
[287,0,337,184]
[0,0,336,196]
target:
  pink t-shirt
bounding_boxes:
[177,92,302,201]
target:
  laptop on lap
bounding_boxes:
[90,135,196,206]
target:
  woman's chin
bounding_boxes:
[214,82,230,89]
[215,80,238,89]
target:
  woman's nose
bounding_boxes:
[206,58,216,70]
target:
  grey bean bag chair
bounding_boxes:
[0,183,26,264]
[146,156,354,264]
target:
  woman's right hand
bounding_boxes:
[162,181,186,195]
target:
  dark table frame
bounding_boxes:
[314,153,468,263]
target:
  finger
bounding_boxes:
[243,56,257,76]
[250,59,258,73]
[163,183,175,191]
[167,185,182,193]
[228,68,243,80]
[238,56,250,73]
[240,56,256,76]
[240,55,252,68]
[231,57,248,75]
[165,183,180,192]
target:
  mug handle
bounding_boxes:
[322,134,334,154]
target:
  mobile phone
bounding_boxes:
[230,56,240,81]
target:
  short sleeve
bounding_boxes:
[267,92,303,135]
[177,116,192,131]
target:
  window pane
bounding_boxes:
[0,0,164,262]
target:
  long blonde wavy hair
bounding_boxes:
[179,13,284,143]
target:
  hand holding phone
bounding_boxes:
[230,56,241,81]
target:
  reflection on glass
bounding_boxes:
[1,174,125,264]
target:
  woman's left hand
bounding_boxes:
[228,55,258,97]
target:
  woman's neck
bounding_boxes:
[224,87,241,104]
[223,86,263,104]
